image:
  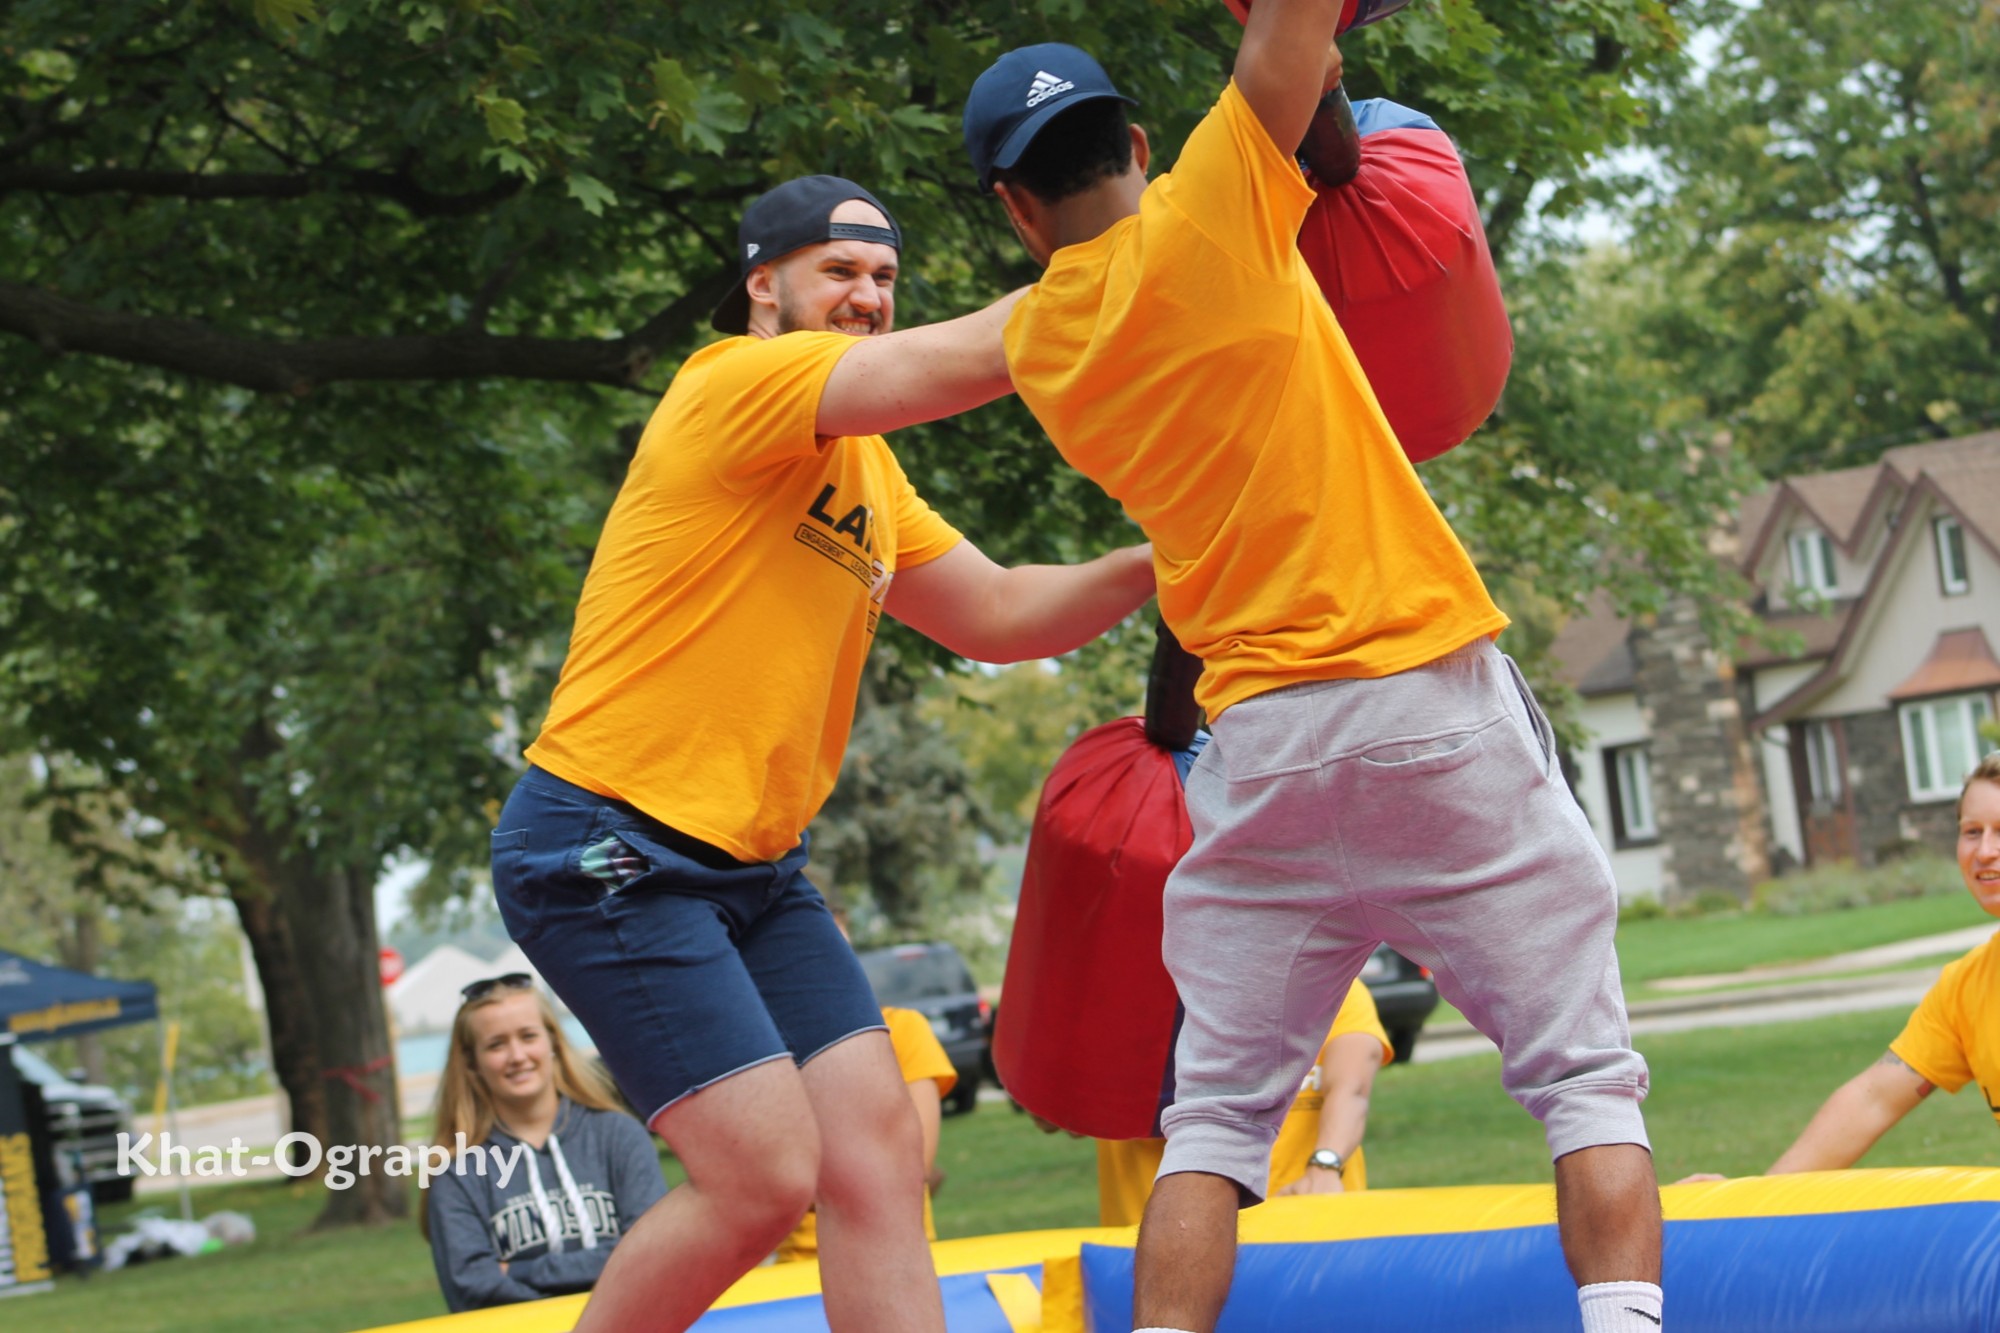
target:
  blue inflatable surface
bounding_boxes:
[358,1172,2000,1333]
[1077,1203,2000,1333]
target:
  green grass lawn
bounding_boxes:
[29,1005,1995,1332]
[1367,1007,1997,1188]
[1613,892,1990,988]
[1417,893,1991,1034]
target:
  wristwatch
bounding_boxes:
[1308,1148,1346,1176]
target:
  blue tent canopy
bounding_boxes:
[0,949,158,1043]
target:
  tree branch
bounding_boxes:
[1483,170,1535,267]
[0,163,526,216]
[0,271,737,394]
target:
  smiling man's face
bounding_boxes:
[1960,778,2000,918]
[748,198,898,339]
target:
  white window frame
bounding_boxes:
[1935,515,1970,596]
[1607,743,1658,844]
[1802,720,1843,805]
[1900,693,1994,801]
[1786,529,1839,598]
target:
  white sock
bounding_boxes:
[1579,1281,1663,1332]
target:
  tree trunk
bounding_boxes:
[283,860,405,1228]
[225,799,404,1226]
[60,910,109,1084]
[228,882,329,1163]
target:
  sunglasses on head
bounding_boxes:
[459,972,534,1004]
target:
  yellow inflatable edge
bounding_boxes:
[360,1169,2000,1332]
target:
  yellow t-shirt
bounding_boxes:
[778,1006,958,1261]
[1096,980,1392,1226]
[1003,81,1507,720]
[526,333,963,861]
[1890,930,2000,1125]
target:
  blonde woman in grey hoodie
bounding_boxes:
[421,976,667,1313]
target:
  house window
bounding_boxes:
[1802,720,1843,805]
[1900,693,1994,801]
[1935,516,1970,596]
[1603,744,1659,845]
[1786,530,1839,597]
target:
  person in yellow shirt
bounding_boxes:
[490,174,1155,1333]
[1688,754,2000,1177]
[961,10,1659,1333]
[777,1007,958,1262]
[1098,980,1389,1227]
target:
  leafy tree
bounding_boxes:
[0,755,265,1107]
[2,0,1707,1225]
[809,659,997,928]
[1624,0,2000,471]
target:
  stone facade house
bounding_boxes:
[1551,431,2000,903]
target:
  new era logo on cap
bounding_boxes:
[746,242,760,259]
[1026,70,1075,107]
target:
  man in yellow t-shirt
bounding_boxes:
[1681,758,2000,1179]
[778,1007,958,1262]
[962,11,1659,1333]
[1098,980,1390,1227]
[490,175,1155,1333]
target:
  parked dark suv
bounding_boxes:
[10,1044,136,1203]
[856,942,990,1116]
[1361,943,1439,1064]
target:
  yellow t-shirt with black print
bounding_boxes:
[1890,930,2000,1126]
[777,1007,958,1262]
[1096,981,1392,1226]
[527,332,962,861]
[1003,80,1506,720]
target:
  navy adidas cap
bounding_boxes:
[963,43,1137,191]
[710,175,902,334]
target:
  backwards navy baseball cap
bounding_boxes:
[963,43,1137,191]
[710,175,902,334]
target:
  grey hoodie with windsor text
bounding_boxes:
[427,1098,667,1313]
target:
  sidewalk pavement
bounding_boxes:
[1648,923,1994,992]
[132,1069,441,1195]
[1412,923,1994,1064]
[134,924,1997,1183]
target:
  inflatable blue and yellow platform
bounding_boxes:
[367,1170,2000,1332]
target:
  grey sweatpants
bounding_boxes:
[1157,637,1650,1203]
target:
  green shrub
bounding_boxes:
[1688,889,1746,917]
[1749,853,1963,917]
[1618,895,1668,923]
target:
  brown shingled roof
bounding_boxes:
[1888,628,2000,701]
[1881,431,2000,485]
[1783,462,1883,549]
[1734,486,1778,572]
[1735,605,1850,670]
[1549,590,1636,696]
[1919,458,2000,564]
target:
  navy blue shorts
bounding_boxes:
[490,767,884,1124]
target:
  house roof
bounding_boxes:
[1887,627,2000,702]
[1735,605,1850,671]
[1752,467,2000,728]
[1550,590,1636,696]
[1784,464,1882,548]
[1550,429,2000,718]
[1881,430,2000,484]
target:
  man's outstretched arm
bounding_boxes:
[1766,1052,1934,1174]
[817,289,1025,438]
[885,540,1154,664]
[1235,0,1346,155]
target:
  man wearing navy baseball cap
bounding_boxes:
[493,171,1154,1332]
[965,8,1663,1333]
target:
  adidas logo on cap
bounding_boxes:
[1025,70,1075,108]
